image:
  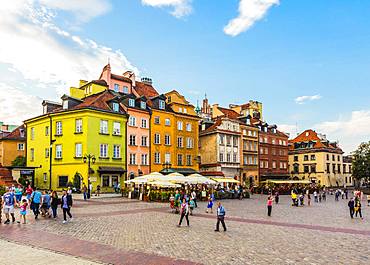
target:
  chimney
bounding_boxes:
[141,77,152,85]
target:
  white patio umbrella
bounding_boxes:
[125,172,166,184]
[187,174,217,185]
[148,180,181,188]
[166,172,188,183]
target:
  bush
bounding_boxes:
[244,191,250,199]
[0,186,6,196]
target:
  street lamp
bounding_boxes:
[83,154,96,198]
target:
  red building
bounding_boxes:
[256,122,289,181]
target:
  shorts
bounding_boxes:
[20,210,27,216]
[4,205,15,214]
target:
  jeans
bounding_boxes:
[179,213,189,226]
[52,207,57,218]
[63,207,72,221]
[16,194,22,202]
[349,207,354,218]
[355,209,363,218]
[83,192,87,200]
[267,205,272,216]
[32,203,40,217]
[216,216,226,231]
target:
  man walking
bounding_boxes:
[191,190,197,208]
[82,184,88,201]
[215,202,227,232]
[3,187,17,224]
[31,187,42,219]
[348,198,355,219]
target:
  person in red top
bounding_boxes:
[25,185,33,201]
[267,196,273,217]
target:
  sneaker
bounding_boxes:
[214,229,220,232]
[4,220,10,224]
[17,221,20,224]
[62,220,67,224]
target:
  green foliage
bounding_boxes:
[0,186,5,196]
[18,175,28,187]
[352,142,370,186]
[73,172,82,189]
[11,156,26,167]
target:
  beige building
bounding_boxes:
[289,130,345,187]
[343,156,354,187]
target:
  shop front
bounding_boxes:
[97,166,126,192]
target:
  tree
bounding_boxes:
[352,142,370,187]
[11,156,26,167]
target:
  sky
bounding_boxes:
[0,0,370,154]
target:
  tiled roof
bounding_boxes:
[200,119,222,134]
[75,90,116,112]
[111,74,132,83]
[217,107,240,119]
[134,81,159,98]
[289,129,342,152]
[0,125,25,140]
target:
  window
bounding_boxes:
[113,122,121,135]
[337,164,341,173]
[294,164,299,173]
[100,120,108,134]
[332,155,335,161]
[55,145,62,159]
[43,173,47,182]
[183,108,187,114]
[63,100,68,110]
[186,155,192,166]
[140,101,146,109]
[219,153,224,162]
[129,135,136,146]
[338,155,340,161]
[113,145,121,158]
[154,152,161,164]
[165,135,171,145]
[45,126,49,136]
[219,135,224,145]
[128,116,136,127]
[102,176,110,187]
[129,154,136,165]
[233,136,238,146]
[30,148,35,161]
[279,140,282,145]
[75,143,82,158]
[186,123,192,132]
[154,116,160,124]
[141,118,148,128]
[233,153,237,162]
[177,121,183,131]
[112,102,119,112]
[165,118,171,126]
[311,164,316,173]
[177,154,183,166]
[311,154,316,161]
[186,137,193,148]
[17,143,24,151]
[326,163,330,173]
[272,139,276,145]
[128,98,135,107]
[226,136,231,146]
[45,148,49,158]
[58,176,68,187]
[141,154,148,165]
[265,161,269,168]
[154,133,160,144]
[56,121,62,135]
[123,86,129,93]
[177,137,183,148]
[75,119,83,133]
[304,155,309,161]
[141,136,148,146]
[114,84,119,92]
[327,154,330,160]
[226,153,231,162]
[100,144,108,158]
[179,107,182,113]
[272,161,276,169]
[159,100,165,110]
[165,153,171,163]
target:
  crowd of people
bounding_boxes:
[0,184,73,225]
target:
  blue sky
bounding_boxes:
[0,0,370,153]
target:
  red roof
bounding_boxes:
[76,90,116,111]
[134,81,159,98]
[0,125,25,140]
[111,74,132,83]
[217,107,240,119]
[289,129,342,152]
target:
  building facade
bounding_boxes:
[343,155,354,187]
[0,126,26,167]
[288,130,345,187]
[26,88,128,191]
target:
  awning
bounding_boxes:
[98,167,126,174]
[212,177,240,183]
[261,180,312,184]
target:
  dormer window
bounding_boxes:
[114,84,119,92]
[159,100,165,110]
[43,105,48,114]
[129,99,135,107]
[62,100,68,110]
[140,101,146,109]
[246,118,251,125]
[112,102,119,112]
[123,86,129,93]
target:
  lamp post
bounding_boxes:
[83,154,96,198]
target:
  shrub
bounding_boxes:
[0,186,6,196]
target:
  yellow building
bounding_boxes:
[289,130,345,187]
[0,126,26,167]
[25,87,128,192]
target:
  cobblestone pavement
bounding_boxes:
[0,195,369,264]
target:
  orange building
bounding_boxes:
[0,126,26,167]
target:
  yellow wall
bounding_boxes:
[0,140,25,167]
[26,109,127,191]
[199,133,217,164]
[70,82,107,99]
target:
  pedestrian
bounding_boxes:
[95,185,101,196]
[15,184,23,203]
[89,183,93,199]
[189,198,195,215]
[25,185,33,201]
[206,195,213,213]
[348,198,355,219]
[354,199,363,219]
[61,189,73,224]
[318,193,322,203]
[307,193,311,206]
[17,199,28,224]
[322,191,326,201]
[275,192,279,204]
[367,194,370,207]
[267,196,273,217]
[67,186,73,195]
[2,187,17,224]
[313,191,318,203]
[30,187,42,220]
[51,191,59,219]
[215,202,227,232]
[82,184,88,201]
[191,190,197,208]
[177,199,189,227]
[40,190,51,217]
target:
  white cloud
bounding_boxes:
[0,0,139,124]
[294,95,322,104]
[277,124,298,139]
[141,0,192,18]
[314,110,370,153]
[224,0,279,37]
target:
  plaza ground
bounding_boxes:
[0,194,369,265]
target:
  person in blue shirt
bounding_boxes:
[3,187,17,224]
[31,187,42,219]
[41,190,51,217]
[215,202,227,232]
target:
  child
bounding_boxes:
[17,199,28,224]
[206,195,213,213]
[189,198,195,215]
[267,196,273,216]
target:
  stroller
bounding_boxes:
[169,196,178,213]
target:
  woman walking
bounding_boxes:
[267,196,273,217]
[177,199,189,227]
[51,191,59,219]
[355,199,363,219]
[61,189,73,224]
[15,184,23,203]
